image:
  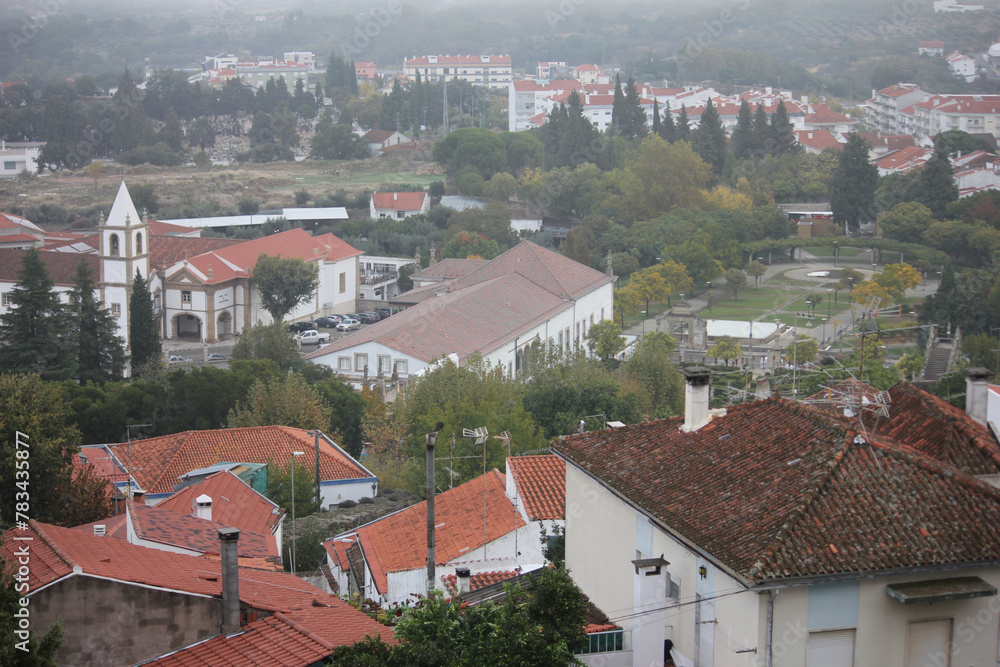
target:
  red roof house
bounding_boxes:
[369,191,430,219]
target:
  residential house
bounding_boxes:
[858,132,917,157]
[324,454,564,605]
[555,368,1000,667]
[0,250,98,316]
[574,64,603,85]
[508,79,584,131]
[0,141,41,177]
[355,61,377,80]
[404,54,512,89]
[801,103,858,134]
[363,128,413,157]
[947,51,980,82]
[794,129,845,153]
[912,94,1000,139]
[0,212,44,249]
[536,61,569,79]
[233,58,309,90]
[359,254,416,302]
[876,145,933,175]
[370,191,430,219]
[283,51,316,71]
[919,40,945,56]
[101,425,377,508]
[2,520,392,666]
[867,83,929,135]
[307,241,615,383]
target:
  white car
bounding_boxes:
[168,355,193,364]
[336,318,361,332]
[296,330,331,344]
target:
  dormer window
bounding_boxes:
[110,233,120,257]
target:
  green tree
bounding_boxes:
[267,454,319,517]
[618,77,648,139]
[127,183,159,215]
[909,142,958,219]
[187,117,216,150]
[0,249,75,380]
[879,201,934,243]
[298,364,366,458]
[445,201,518,248]
[617,135,712,221]
[440,231,502,260]
[585,319,626,361]
[746,260,767,288]
[751,103,770,158]
[769,99,798,156]
[0,373,80,527]
[933,129,992,155]
[483,172,518,201]
[731,100,754,160]
[708,336,742,366]
[617,331,683,418]
[658,101,677,143]
[159,107,184,152]
[830,133,878,234]
[231,322,303,371]
[692,98,726,174]
[108,70,153,154]
[310,124,369,160]
[227,373,332,431]
[252,254,320,322]
[69,260,124,384]
[432,128,507,180]
[895,353,924,381]
[0,561,62,666]
[129,270,161,373]
[725,268,748,299]
[789,336,819,365]
[676,105,691,141]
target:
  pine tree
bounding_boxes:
[751,103,770,158]
[659,101,677,143]
[691,99,726,174]
[910,142,958,218]
[129,270,161,372]
[620,77,648,139]
[109,69,153,154]
[159,107,184,152]
[731,100,753,160]
[830,133,879,234]
[558,91,599,167]
[651,99,661,136]
[348,61,359,96]
[70,260,124,384]
[0,248,76,379]
[676,105,691,141]
[611,73,625,133]
[769,99,798,156]
[313,82,323,106]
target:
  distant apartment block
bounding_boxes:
[867,83,929,135]
[283,51,316,71]
[911,94,1000,138]
[947,52,980,82]
[234,59,309,90]
[404,55,512,89]
[355,61,377,81]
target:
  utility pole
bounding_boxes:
[443,80,449,134]
[426,422,444,597]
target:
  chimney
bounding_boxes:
[218,527,241,636]
[196,494,213,521]
[964,367,994,426]
[680,366,713,432]
[456,566,471,594]
[393,192,398,201]
[93,524,106,536]
[755,376,772,400]
[631,556,669,667]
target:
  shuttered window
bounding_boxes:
[807,629,855,667]
[905,619,952,667]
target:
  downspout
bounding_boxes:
[766,589,779,667]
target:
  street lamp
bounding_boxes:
[827,289,833,320]
[806,300,813,317]
[706,282,713,312]
[822,317,828,344]
[290,450,305,575]
[640,311,646,337]
[833,241,839,267]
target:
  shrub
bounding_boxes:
[338,499,357,509]
[358,496,374,504]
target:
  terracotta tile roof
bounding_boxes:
[555,396,1000,585]
[337,471,524,595]
[3,520,342,613]
[414,257,489,281]
[147,218,201,236]
[508,455,565,520]
[803,103,856,125]
[868,381,1000,475]
[106,426,373,496]
[795,129,844,151]
[157,471,284,536]
[441,570,519,595]
[446,241,613,301]
[127,499,279,559]
[150,235,242,270]
[0,211,41,232]
[877,146,932,172]
[0,248,98,284]
[877,83,924,98]
[363,129,397,144]
[371,191,427,212]
[307,273,572,364]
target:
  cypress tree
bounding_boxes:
[659,101,677,143]
[109,69,153,153]
[751,103,770,157]
[676,105,691,141]
[691,98,726,174]
[651,99,661,135]
[0,248,76,380]
[910,142,958,218]
[769,99,798,156]
[830,133,879,235]
[611,73,625,133]
[559,90,599,167]
[621,77,648,139]
[731,100,753,160]
[348,61,359,95]
[129,269,161,372]
[70,260,124,384]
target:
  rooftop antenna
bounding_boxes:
[463,426,490,560]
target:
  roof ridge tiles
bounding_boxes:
[29,519,80,573]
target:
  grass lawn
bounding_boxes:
[713,290,796,310]
[767,270,821,286]
[703,306,769,319]
[804,246,865,258]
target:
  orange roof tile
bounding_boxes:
[106,426,373,496]
[157,471,284,536]
[371,191,427,212]
[342,471,524,595]
[508,455,565,520]
[127,500,279,559]
[441,570,519,595]
[0,248,98,285]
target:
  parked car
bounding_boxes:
[168,355,193,364]
[375,308,392,320]
[358,312,380,324]
[316,315,342,328]
[207,353,230,361]
[336,318,361,332]
[296,330,331,344]
[288,321,318,333]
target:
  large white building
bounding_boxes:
[866,83,930,135]
[306,241,615,383]
[404,54,512,89]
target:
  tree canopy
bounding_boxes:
[252,255,320,323]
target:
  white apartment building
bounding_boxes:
[404,55,512,89]
[867,83,929,135]
[946,52,979,82]
[912,94,1000,139]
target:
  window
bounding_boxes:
[601,307,605,321]
[338,356,351,371]
[109,233,120,257]
[557,330,563,350]
[4,161,15,170]
[904,620,950,667]
[807,629,856,667]
[378,354,391,375]
[339,272,346,294]
[135,232,143,255]
[182,290,192,303]
[111,304,121,316]
[394,359,408,375]
[1,292,9,307]
[668,574,681,602]
[590,314,594,326]
[355,353,368,372]
[397,211,405,219]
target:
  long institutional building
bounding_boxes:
[403,54,512,89]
